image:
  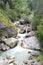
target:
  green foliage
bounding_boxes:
[0,9,11,26]
[24,8,31,15]
[36,25,43,48]
[0,9,17,31]
[37,54,43,62]
[0,0,4,9]
[27,0,33,10]
[24,16,30,23]
[0,0,31,22]
[31,16,40,30]
[40,18,43,25]
[36,18,43,48]
[31,13,43,49]
[7,9,18,21]
[32,0,43,13]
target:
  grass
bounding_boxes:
[0,8,17,31]
[36,53,43,65]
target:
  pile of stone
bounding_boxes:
[0,55,18,65]
[2,37,18,48]
[0,37,18,51]
[0,42,10,51]
[0,22,18,52]
[24,53,41,65]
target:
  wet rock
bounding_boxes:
[0,56,18,65]
[3,38,18,48]
[19,28,26,34]
[6,55,15,60]
[0,57,8,65]
[19,26,32,34]
[23,26,32,33]
[23,36,41,50]
[18,25,25,29]
[23,60,28,64]
[6,55,15,63]
[27,61,31,65]
[14,21,20,27]
[25,31,35,38]
[34,62,41,65]
[24,53,41,65]
[28,31,35,37]
[26,61,41,65]
[31,53,39,57]
[13,61,18,65]
[0,43,10,51]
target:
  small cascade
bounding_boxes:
[17,26,28,46]
[17,29,20,36]
[17,28,23,46]
[26,26,28,34]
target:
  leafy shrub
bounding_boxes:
[40,18,43,25]
[0,9,17,31]
[36,25,43,48]
[37,54,43,62]
[24,16,30,24]
[31,16,40,30]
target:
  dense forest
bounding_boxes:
[0,0,43,65]
[0,0,31,22]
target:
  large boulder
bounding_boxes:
[25,31,35,38]
[0,26,17,38]
[0,43,10,51]
[28,31,35,36]
[3,38,18,48]
[22,36,41,50]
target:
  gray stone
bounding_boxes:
[6,55,15,63]
[34,62,41,65]
[3,38,18,48]
[23,36,41,50]
[0,22,6,29]
[0,43,10,51]
[28,31,35,37]
[0,26,17,38]
[0,57,8,65]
